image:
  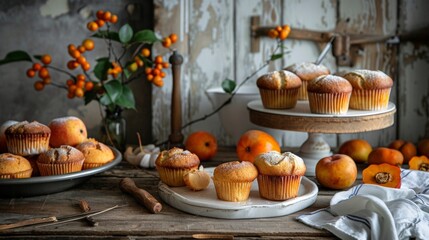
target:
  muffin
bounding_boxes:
[284,62,331,100]
[343,69,393,110]
[212,161,258,202]
[307,74,352,114]
[253,151,306,200]
[76,138,115,170]
[37,145,85,176]
[5,121,51,156]
[256,70,302,109]
[0,153,32,179]
[155,147,200,187]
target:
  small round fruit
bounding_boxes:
[418,138,429,157]
[368,147,404,166]
[48,116,88,147]
[236,130,280,163]
[338,139,372,163]
[41,54,52,65]
[185,131,217,161]
[315,154,357,190]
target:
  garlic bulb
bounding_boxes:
[124,144,160,168]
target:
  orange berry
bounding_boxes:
[76,56,87,65]
[67,92,75,99]
[155,55,163,64]
[169,33,178,43]
[69,49,81,59]
[96,10,104,20]
[38,67,49,78]
[87,21,99,31]
[141,48,150,57]
[162,62,169,68]
[162,37,171,48]
[82,62,91,71]
[42,77,52,84]
[152,68,160,76]
[66,79,74,86]
[84,81,94,91]
[68,84,77,93]
[77,74,86,82]
[153,76,164,87]
[127,62,138,72]
[110,15,118,24]
[160,71,166,78]
[75,88,84,98]
[155,63,163,70]
[103,11,112,21]
[82,39,95,51]
[77,46,86,54]
[275,25,282,32]
[32,63,42,71]
[68,44,76,52]
[41,54,52,65]
[145,67,152,75]
[136,59,144,67]
[147,74,154,81]
[26,69,36,78]
[76,80,85,88]
[95,19,105,28]
[268,29,278,39]
[67,60,79,70]
[34,81,44,91]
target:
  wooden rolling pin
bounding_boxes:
[119,177,162,214]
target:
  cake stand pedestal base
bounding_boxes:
[297,133,332,176]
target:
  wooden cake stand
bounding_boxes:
[247,100,396,176]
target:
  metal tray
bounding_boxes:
[0,147,122,198]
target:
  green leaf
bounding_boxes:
[104,79,123,102]
[116,85,135,109]
[99,94,113,106]
[92,31,120,42]
[133,30,159,44]
[119,24,133,44]
[84,89,98,105]
[0,50,32,65]
[221,79,236,94]
[94,58,112,81]
[270,53,283,61]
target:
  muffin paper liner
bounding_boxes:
[349,88,391,110]
[257,175,302,200]
[213,180,253,202]
[0,168,33,179]
[259,88,299,109]
[157,166,198,187]
[83,161,112,170]
[298,81,309,100]
[37,159,84,176]
[308,92,351,114]
[6,133,50,156]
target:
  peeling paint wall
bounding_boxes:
[0,0,153,144]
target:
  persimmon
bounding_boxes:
[185,131,218,161]
[362,163,401,188]
[417,138,429,158]
[236,130,280,163]
[409,155,429,172]
[388,139,405,150]
[338,139,372,163]
[367,147,404,166]
[388,140,417,164]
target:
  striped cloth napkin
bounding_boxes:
[296,169,429,240]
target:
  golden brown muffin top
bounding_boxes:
[256,70,302,90]
[37,145,84,164]
[213,161,258,182]
[284,62,330,81]
[0,153,32,174]
[76,139,114,164]
[307,74,353,93]
[253,151,306,176]
[343,69,393,90]
[155,147,200,169]
[5,121,51,135]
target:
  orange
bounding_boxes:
[236,130,280,163]
[185,131,218,161]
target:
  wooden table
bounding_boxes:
[0,147,338,239]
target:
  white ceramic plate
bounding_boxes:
[158,167,318,219]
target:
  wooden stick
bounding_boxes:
[119,177,162,214]
[0,216,57,231]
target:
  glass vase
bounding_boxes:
[100,108,126,152]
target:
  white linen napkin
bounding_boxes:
[296,169,429,240]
